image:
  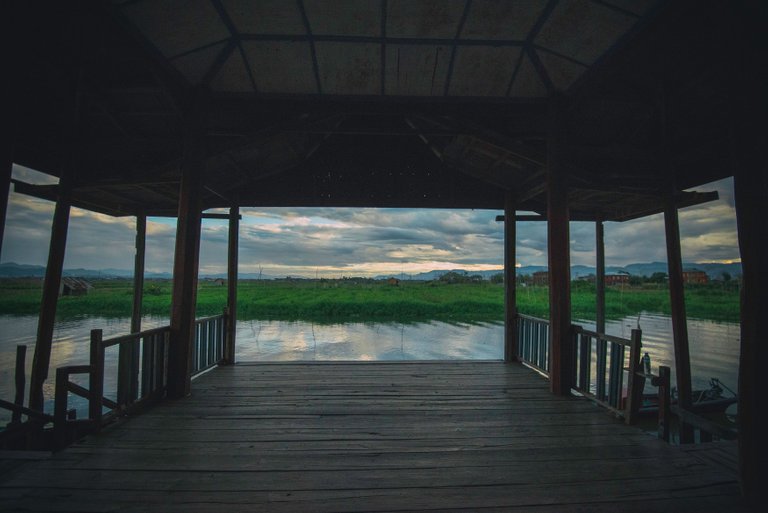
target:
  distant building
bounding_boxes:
[387,277,400,286]
[532,271,548,286]
[213,278,226,286]
[59,277,92,297]
[682,269,708,284]
[605,272,630,286]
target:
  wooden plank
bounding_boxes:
[663,197,694,443]
[547,93,572,396]
[0,362,746,512]
[503,192,517,362]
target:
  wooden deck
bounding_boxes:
[0,362,751,512]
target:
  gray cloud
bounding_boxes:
[2,170,741,276]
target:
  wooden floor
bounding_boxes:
[0,362,751,512]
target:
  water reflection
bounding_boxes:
[233,320,503,361]
[0,313,740,424]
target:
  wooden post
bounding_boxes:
[28,175,72,413]
[11,345,26,424]
[0,2,18,262]
[624,329,644,425]
[225,205,239,365]
[0,152,11,261]
[131,213,146,334]
[733,112,768,505]
[547,93,572,396]
[503,193,517,362]
[53,367,69,451]
[167,91,206,399]
[595,220,607,400]
[728,8,767,501]
[89,329,104,431]
[663,197,694,443]
[118,213,146,406]
[656,365,671,443]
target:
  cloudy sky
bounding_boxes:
[1,164,740,278]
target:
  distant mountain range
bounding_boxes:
[0,262,275,280]
[378,261,742,281]
[1,261,742,281]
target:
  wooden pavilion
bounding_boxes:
[1,0,766,510]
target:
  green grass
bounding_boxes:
[0,278,741,323]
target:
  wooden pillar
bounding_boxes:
[118,213,146,405]
[0,153,10,261]
[167,94,205,399]
[663,197,694,443]
[225,205,239,364]
[730,12,768,496]
[131,213,146,333]
[595,220,607,400]
[595,220,606,334]
[503,193,517,362]
[0,2,18,261]
[734,167,767,503]
[547,94,572,396]
[28,175,72,412]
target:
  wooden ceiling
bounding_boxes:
[10,0,745,220]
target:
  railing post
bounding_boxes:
[89,329,104,431]
[11,345,26,424]
[624,329,644,424]
[578,331,590,392]
[656,365,671,443]
[53,367,69,451]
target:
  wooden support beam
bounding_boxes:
[118,213,145,405]
[0,153,10,261]
[131,214,146,333]
[503,193,517,362]
[546,94,573,396]
[663,197,694,443]
[730,27,768,497]
[734,168,767,502]
[0,1,18,262]
[225,205,239,365]
[167,93,206,399]
[595,220,607,401]
[595,220,606,333]
[28,174,72,413]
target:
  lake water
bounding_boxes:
[0,313,740,423]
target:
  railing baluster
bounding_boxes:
[578,332,590,392]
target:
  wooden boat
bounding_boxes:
[635,378,738,416]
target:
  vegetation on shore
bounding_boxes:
[0,277,740,323]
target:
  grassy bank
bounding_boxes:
[0,278,740,323]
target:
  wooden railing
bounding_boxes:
[571,325,644,424]
[51,312,227,449]
[646,365,737,444]
[516,314,644,424]
[517,314,550,374]
[192,314,226,377]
